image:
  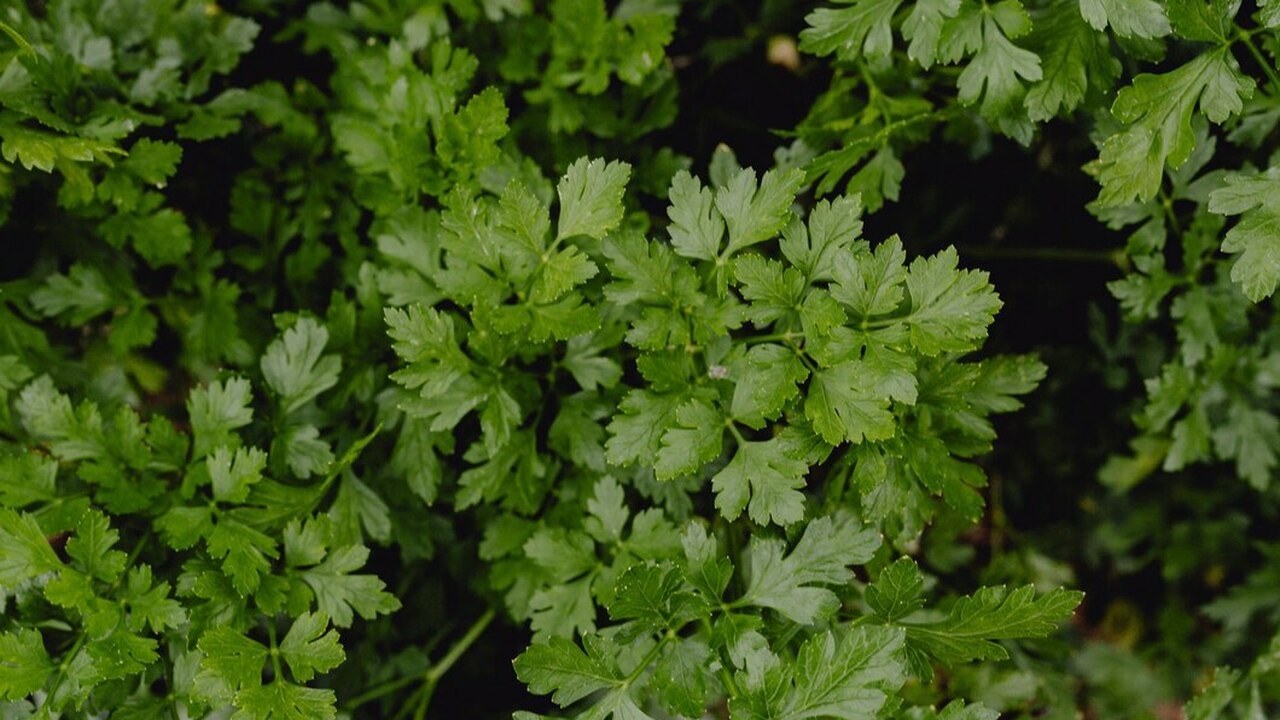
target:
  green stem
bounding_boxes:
[701,617,739,698]
[266,621,284,681]
[1236,30,1280,92]
[391,604,496,717]
[955,244,1129,269]
[743,331,801,346]
[425,608,496,685]
[42,632,87,710]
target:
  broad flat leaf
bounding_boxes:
[29,264,118,325]
[16,376,106,461]
[605,389,683,466]
[667,170,725,260]
[1079,0,1171,38]
[233,681,337,720]
[0,629,52,700]
[188,377,254,458]
[731,626,907,719]
[514,634,624,707]
[65,508,126,583]
[779,194,864,282]
[1095,50,1254,206]
[830,236,907,317]
[0,508,63,586]
[557,158,631,241]
[1207,167,1280,301]
[208,446,267,504]
[1211,401,1280,490]
[734,255,807,325]
[206,519,280,595]
[800,0,904,61]
[196,627,268,695]
[655,400,724,480]
[741,515,881,623]
[1026,2,1120,120]
[260,318,342,415]
[650,637,714,717]
[955,7,1042,138]
[866,557,926,622]
[298,545,400,627]
[904,247,1002,354]
[805,360,898,445]
[0,452,58,507]
[279,613,344,682]
[728,344,809,428]
[121,566,187,633]
[906,585,1083,666]
[903,0,962,68]
[711,439,808,526]
[715,167,807,258]
[1166,0,1236,42]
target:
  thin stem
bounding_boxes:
[392,608,498,720]
[345,673,423,711]
[266,621,284,681]
[424,608,496,685]
[743,331,801,346]
[1237,30,1280,91]
[955,244,1129,269]
[701,617,739,698]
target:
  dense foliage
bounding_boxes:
[1,0,1279,718]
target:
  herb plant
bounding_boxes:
[3,0,1279,718]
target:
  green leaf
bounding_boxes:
[903,0,962,68]
[233,681,337,720]
[261,318,342,415]
[866,557,926,622]
[711,439,808,527]
[728,344,809,428]
[16,376,106,461]
[1079,0,1171,39]
[955,6,1042,139]
[800,0,905,61]
[831,236,907,317]
[805,360,898,446]
[196,627,268,695]
[0,628,52,700]
[1094,51,1254,206]
[514,634,625,707]
[741,514,881,624]
[279,613,345,682]
[1211,401,1280,490]
[0,508,62,586]
[557,157,631,241]
[606,389,683,466]
[779,195,864,282]
[1026,2,1121,120]
[29,264,118,325]
[65,508,126,583]
[655,400,724,480]
[206,519,279,595]
[122,566,187,633]
[906,585,1083,665]
[209,446,268,504]
[731,626,907,719]
[667,170,726,261]
[715,166,807,259]
[188,377,255,459]
[297,545,401,627]
[1207,167,1280,301]
[0,452,58,508]
[904,246,1002,354]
